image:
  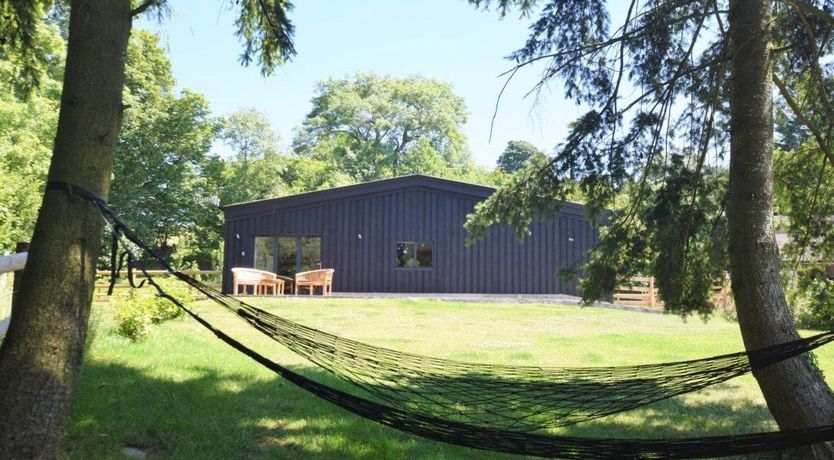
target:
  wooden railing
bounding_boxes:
[94,269,221,302]
[613,276,661,308]
[614,275,731,310]
[0,250,28,336]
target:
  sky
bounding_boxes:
[139,0,590,167]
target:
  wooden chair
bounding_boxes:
[231,267,284,296]
[294,269,334,296]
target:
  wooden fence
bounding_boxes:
[0,250,28,336]
[94,269,221,302]
[614,275,731,310]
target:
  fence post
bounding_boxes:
[12,242,29,310]
[648,276,655,308]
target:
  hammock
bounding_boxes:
[49,181,834,458]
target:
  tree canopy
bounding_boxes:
[496,140,542,173]
[215,107,287,205]
[110,30,219,259]
[0,19,63,252]
[293,73,477,182]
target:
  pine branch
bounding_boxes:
[130,0,156,17]
[773,74,834,166]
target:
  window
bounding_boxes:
[254,236,274,272]
[254,236,321,276]
[396,242,432,268]
[299,236,322,272]
[277,236,297,276]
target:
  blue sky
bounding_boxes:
[140,0,589,167]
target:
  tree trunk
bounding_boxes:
[728,0,834,456]
[0,1,132,458]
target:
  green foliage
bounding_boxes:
[113,278,192,341]
[560,157,729,318]
[466,1,740,316]
[774,145,834,266]
[0,0,56,95]
[0,21,63,251]
[215,107,288,205]
[789,270,834,331]
[222,107,281,162]
[635,159,728,316]
[280,155,352,193]
[496,140,542,173]
[113,290,154,341]
[293,72,476,182]
[231,0,296,75]
[110,30,221,263]
[775,142,834,329]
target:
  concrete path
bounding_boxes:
[0,316,9,337]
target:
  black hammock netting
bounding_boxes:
[47,181,834,459]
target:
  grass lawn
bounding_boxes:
[64,297,834,459]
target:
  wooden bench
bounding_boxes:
[231,268,285,296]
[294,269,334,296]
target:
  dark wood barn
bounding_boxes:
[221,175,600,295]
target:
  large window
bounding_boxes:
[396,242,432,268]
[254,236,321,276]
[254,236,275,273]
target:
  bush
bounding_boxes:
[791,274,834,330]
[148,277,193,323]
[113,276,194,341]
[113,289,155,341]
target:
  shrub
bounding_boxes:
[113,289,155,341]
[113,276,194,341]
[148,277,193,323]
[791,274,834,330]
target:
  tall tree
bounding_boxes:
[293,72,475,181]
[466,0,834,454]
[112,30,219,259]
[496,140,542,173]
[217,107,287,205]
[0,1,295,457]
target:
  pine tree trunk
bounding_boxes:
[0,1,131,457]
[728,1,834,456]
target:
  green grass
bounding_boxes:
[65,298,834,459]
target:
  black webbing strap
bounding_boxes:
[108,231,119,295]
[45,180,108,208]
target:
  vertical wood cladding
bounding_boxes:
[222,176,600,295]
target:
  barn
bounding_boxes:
[221,174,601,295]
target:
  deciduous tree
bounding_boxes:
[112,30,219,259]
[496,140,542,173]
[217,107,287,204]
[293,72,475,181]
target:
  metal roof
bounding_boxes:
[222,174,588,221]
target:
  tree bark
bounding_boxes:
[728,0,834,456]
[0,1,132,458]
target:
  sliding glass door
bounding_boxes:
[254,235,321,276]
[277,237,297,276]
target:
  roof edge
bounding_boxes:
[222,174,591,222]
